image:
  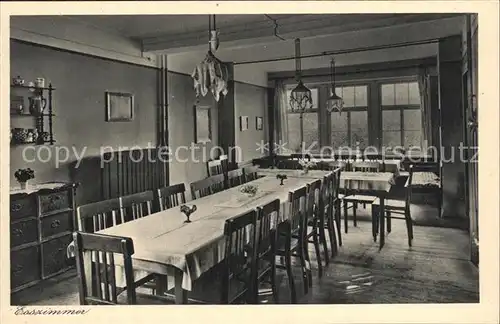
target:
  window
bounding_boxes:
[286,87,319,152]
[380,81,422,148]
[330,85,369,149]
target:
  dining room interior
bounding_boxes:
[8,12,481,306]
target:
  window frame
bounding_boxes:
[378,77,422,148]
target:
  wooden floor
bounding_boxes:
[11,215,479,305]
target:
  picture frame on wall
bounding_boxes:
[256,116,263,130]
[194,104,212,143]
[240,116,249,131]
[105,91,134,122]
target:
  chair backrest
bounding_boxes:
[157,183,186,211]
[227,168,245,187]
[287,186,307,235]
[319,172,334,221]
[207,154,228,177]
[306,179,322,221]
[207,159,224,177]
[276,159,301,170]
[221,209,257,304]
[242,166,259,182]
[331,167,342,202]
[77,198,123,233]
[120,191,154,221]
[73,232,136,305]
[352,161,380,172]
[190,173,225,199]
[290,153,312,161]
[256,199,280,260]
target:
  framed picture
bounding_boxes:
[256,116,263,130]
[105,92,134,121]
[194,104,212,143]
[240,116,249,131]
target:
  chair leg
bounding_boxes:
[297,242,309,294]
[437,189,443,218]
[284,251,297,303]
[319,222,330,266]
[386,211,392,233]
[371,206,377,242]
[301,237,312,289]
[311,226,323,278]
[269,258,279,304]
[404,210,413,247]
[326,216,337,258]
[343,202,348,234]
[353,202,357,227]
[335,201,342,246]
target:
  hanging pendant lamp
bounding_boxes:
[326,57,344,113]
[289,38,313,113]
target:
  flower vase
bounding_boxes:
[302,168,309,175]
[19,181,27,190]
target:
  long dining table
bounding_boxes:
[256,168,395,249]
[71,174,326,304]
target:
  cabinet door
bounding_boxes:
[40,212,73,239]
[11,246,41,290]
[39,189,71,215]
[41,235,73,278]
[10,219,38,248]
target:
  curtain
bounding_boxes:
[274,80,289,154]
[418,68,432,149]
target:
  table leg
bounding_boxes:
[174,268,188,304]
[155,274,167,296]
[379,193,385,250]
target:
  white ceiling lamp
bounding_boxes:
[191,15,228,102]
[326,57,344,113]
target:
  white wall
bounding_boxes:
[10,16,157,67]
[167,16,465,87]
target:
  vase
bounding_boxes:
[302,168,309,175]
[19,181,27,190]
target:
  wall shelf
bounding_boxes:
[10,82,56,145]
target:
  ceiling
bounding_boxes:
[64,13,461,53]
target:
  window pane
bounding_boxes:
[287,114,301,151]
[286,112,319,152]
[350,111,368,149]
[382,110,401,131]
[303,112,319,150]
[381,84,395,106]
[310,88,319,109]
[408,82,420,105]
[382,130,401,147]
[354,85,368,107]
[404,109,422,131]
[331,132,349,149]
[341,86,355,107]
[404,130,422,148]
[331,111,348,131]
[395,82,409,105]
[286,89,292,111]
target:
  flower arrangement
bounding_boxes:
[298,159,316,173]
[15,168,35,182]
[276,174,288,185]
[240,184,258,196]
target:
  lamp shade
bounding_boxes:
[326,90,344,113]
[289,80,313,112]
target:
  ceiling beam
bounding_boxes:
[141,14,460,54]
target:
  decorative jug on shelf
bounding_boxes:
[29,95,46,116]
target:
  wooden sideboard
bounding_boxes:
[10,182,78,293]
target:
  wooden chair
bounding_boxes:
[73,232,171,305]
[372,165,414,247]
[190,173,226,199]
[77,198,123,232]
[207,154,228,177]
[407,161,442,218]
[120,191,154,221]
[156,183,186,211]
[331,168,343,247]
[305,179,325,278]
[342,161,380,233]
[243,166,260,183]
[318,171,339,261]
[255,199,280,303]
[227,168,245,187]
[275,186,309,303]
[188,209,257,304]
